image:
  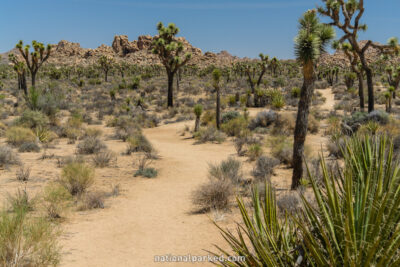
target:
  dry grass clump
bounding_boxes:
[6,126,36,147]
[126,133,153,154]
[252,156,280,182]
[192,157,244,212]
[194,126,226,144]
[59,162,95,196]
[192,179,233,212]
[16,166,31,182]
[77,136,107,154]
[0,209,61,266]
[42,183,72,219]
[0,145,20,168]
[92,150,117,167]
[78,191,105,210]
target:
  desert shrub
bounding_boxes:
[221,116,248,137]
[191,178,233,212]
[277,193,301,215]
[270,136,293,165]
[7,189,35,213]
[291,87,301,98]
[78,191,105,210]
[209,157,243,185]
[234,137,247,156]
[221,111,240,124]
[18,142,40,152]
[308,114,319,134]
[367,110,389,125]
[60,162,95,196]
[200,110,215,126]
[0,209,60,266]
[42,183,72,219]
[252,156,280,182]
[271,90,285,109]
[92,150,116,167]
[272,113,296,136]
[194,126,226,144]
[0,145,20,168]
[14,110,49,129]
[247,143,263,161]
[56,155,85,168]
[16,166,31,182]
[6,127,36,147]
[134,167,158,178]
[249,110,277,130]
[77,136,106,155]
[83,128,103,138]
[327,136,347,158]
[126,133,153,154]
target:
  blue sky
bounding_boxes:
[1,0,399,59]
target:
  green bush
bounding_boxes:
[60,162,95,196]
[14,110,49,129]
[194,127,226,144]
[221,111,240,124]
[6,127,36,147]
[134,167,158,178]
[247,143,263,161]
[0,209,60,266]
[291,87,301,98]
[126,133,153,154]
[221,116,248,137]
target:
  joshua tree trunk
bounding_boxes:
[292,61,314,190]
[216,88,221,130]
[104,71,108,82]
[365,67,374,113]
[167,71,174,107]
[31,71,37,87]
[357,72,365,111]
[194,116,200,132]
[21,74,27,95]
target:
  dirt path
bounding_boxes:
[317,87,335,112]
[60,122,236,267]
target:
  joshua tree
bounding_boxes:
[8,53,28,95]
[212,68,222,130]
[152,22,192,107]
[385,65,400,99]
[244,53,269,94]
[269,57,279,76]
[193,104,203,132]
[318,0,399,112]
[386,86,395,113]
[98,55,114,82]
[292,10,335,190]
[334,42,365,110]
[344,71,356,90]
[16,40,51,87]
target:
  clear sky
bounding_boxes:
[1,0,399,59]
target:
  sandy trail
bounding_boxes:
[60,122,236,267]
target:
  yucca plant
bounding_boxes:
[211,183,300,266]
[213,134,400,266]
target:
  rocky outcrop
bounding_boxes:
[2,34,247,67]
[112,35,138,56]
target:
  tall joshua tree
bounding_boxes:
[292,10,335,190]
[334,42,365,110]
[8,53,28,95]
[318,0,399,113]
[16,40,51,87]
[244,53,269,94]
[212,68,222,130]
[98,55,114,82]
[152,22,192,107]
